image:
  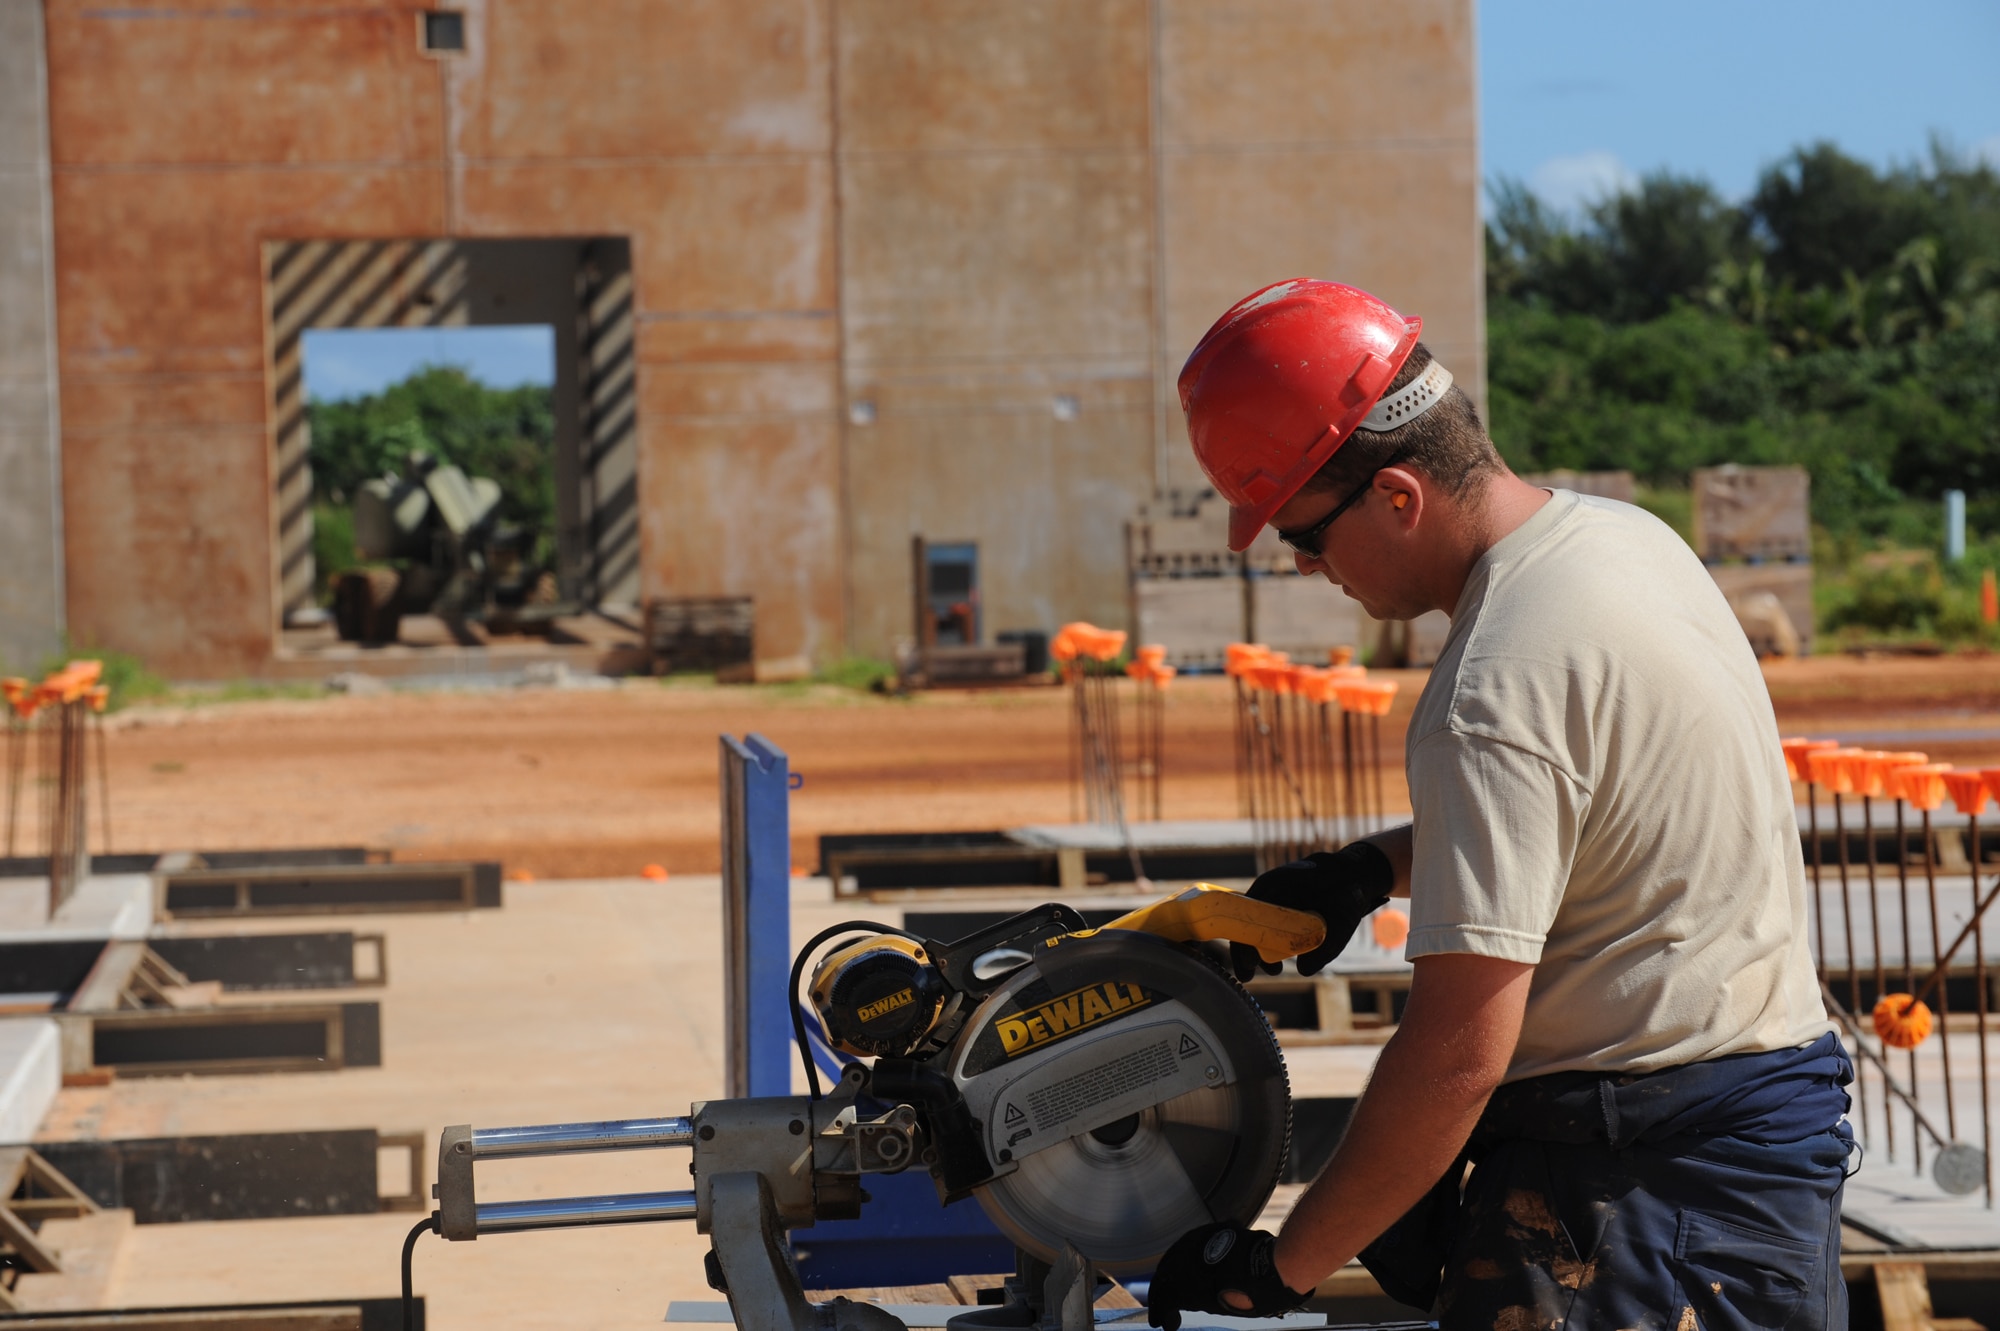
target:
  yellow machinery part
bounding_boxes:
[1096,883,1326,965]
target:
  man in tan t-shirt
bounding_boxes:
[1145,280,1851,1331]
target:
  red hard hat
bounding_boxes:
[1178,279,1421,551]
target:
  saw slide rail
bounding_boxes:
[434,1118,699,1239]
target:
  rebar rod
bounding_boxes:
[93,710,112,855]
[3,718,23,859]
[1370,711,1387,835]
[1863,793,1893,1160]
[1832,792,1869,1146]
[1922,809,1958,1139]
[1974,812,1992,1208]
[1898,798,1922,1171]
[1808,782,1826,971]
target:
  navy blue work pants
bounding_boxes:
[1361,1035,1854,1331]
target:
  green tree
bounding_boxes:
[305,365,555,535]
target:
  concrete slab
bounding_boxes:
[51,874,152,938]
[0,1016,61,1143]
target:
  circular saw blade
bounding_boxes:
[958,931,1290,1271]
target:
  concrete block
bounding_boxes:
[838,0,1148,152]
[61,424,274,678]
[1521,470,1637,504]
[1158,0,1476,148]
[840,152,1153,367]
[1693,466,1811,563]
[637,418,844,663]
[458,158,836,320]
[51,874,153,939]
[1250,575,1367,666]
[843,408,1153,657]
[1708,561,1814,656]
[0,878,48,932]
[639,362,839,420]
[53,167,446,377]
[0,1017,61,1144]
[46,4,442,167]
[1160,145,1481,372]
[462,0,830,159]
[1134,577,1244,669]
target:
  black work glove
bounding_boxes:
[1231,841,1394,982]
[1146,1223,1313,1331]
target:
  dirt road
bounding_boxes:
[71,655,2000,879]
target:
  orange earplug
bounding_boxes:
[1391,493,1409,509]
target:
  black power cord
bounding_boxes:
[787,920,917,1099]
[401,1211,439,1331]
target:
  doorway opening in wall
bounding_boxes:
[266,237,638,663]
[301,325,560,647]
[924,543,980,645]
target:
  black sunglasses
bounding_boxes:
[1274,447,1413,559]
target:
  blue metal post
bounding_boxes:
[720,733,793,1099]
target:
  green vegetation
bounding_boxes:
[1486,142,2000,646]
[27,644,169,713]
[306,366,557,594]
[812,657,898,693]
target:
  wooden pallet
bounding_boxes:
[155,860,499,918]
[0,1148,99,1311]
[52,941,380,1079]
[1247,970,1410,1046]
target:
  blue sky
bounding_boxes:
[303,325,554,401]
[1484,0,2000,213]
[306,8,2000,399]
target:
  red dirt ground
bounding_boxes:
[57,654,2000,880]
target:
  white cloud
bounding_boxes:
[1528,150,1638,215]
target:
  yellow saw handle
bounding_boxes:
[1101,883,1326,965]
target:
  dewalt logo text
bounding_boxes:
[996,981,1150,1056]
[858,988,916,1024]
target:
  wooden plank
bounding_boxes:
[67,942,147,1015]
[0,1311,362,1329]
[812,1284,960,1306]
[944,1275,1005,1306]
[1875,1261,1933,1331]
[376,1131,426,1213]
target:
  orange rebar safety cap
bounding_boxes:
[1803,747,1862,793]
[1942,770,1990,817]
[1780,737,1839,783]
[1889,763,1952,812]
[1050,623,1127,664]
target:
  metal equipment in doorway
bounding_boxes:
[264,237,637,644]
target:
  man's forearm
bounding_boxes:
[1270,953,1529,1293]
[1358,823,1414,898]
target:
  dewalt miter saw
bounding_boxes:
[428,885,1325,1331]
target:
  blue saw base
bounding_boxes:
[792,1171,1015,1289]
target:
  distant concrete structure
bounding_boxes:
[0,0,64,672]
[24,1,1481,677]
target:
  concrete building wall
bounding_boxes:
[0,0,65,672]
[37,0,1477,676]
[1156,0,1484,496]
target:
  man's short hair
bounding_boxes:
[1298,342,1502,499]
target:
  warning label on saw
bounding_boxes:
[1026,1039,1178,1134]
